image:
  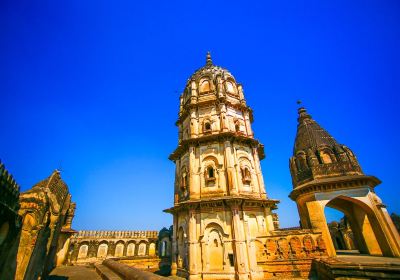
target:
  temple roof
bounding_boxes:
[293,107,339,155]
[188,52,235,82]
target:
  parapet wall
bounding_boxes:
[0,161,20,213]
[256,229,328,278]
[68,230,159,264]
[74,230,158,239]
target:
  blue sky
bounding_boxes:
[1,1,399,230]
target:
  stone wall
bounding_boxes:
[68,230,159,264]
[256,229,328,278]
[0,161,22,280]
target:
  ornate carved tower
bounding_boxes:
[289,107,400,257]
[165,53,278,280]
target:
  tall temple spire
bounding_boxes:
[290,106,363,189]
[294,106,337,155]
[206,51,213,66]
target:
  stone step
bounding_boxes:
[95,263,123,280]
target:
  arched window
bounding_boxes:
[181,170,188,190]
[199,79,211,93]
[320,150,333,164]
[241,166,251,183]
[204,121,212,133]
[296,152,308,170]
[235,121,240,132]
[205,165,216,183]
[226,81,236,94]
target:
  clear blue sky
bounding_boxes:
[1,1,399,230]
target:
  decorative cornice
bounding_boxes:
[163,196,279,214]
[177,98,253,125]
[169,132,264,161]
[289,174,381,201]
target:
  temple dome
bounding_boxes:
[290,106,363,188]
[293,107,339,155]
[187,52,236,83]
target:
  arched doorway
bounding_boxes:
[115,242,124,257]
[138,242,147,256]
[325,207,357,253]
[126,243,135,256]
[177,227,186,269]
[77,244,88,260]
[97,243,108,258]
[208,229,223,271]
[324,195,392,256]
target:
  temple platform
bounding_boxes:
[314,253,400,279]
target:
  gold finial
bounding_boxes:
[206,51,213,66]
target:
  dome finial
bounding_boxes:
[297,102,311,123]
[206,51,213,66]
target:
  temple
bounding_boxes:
[0,54,399,279]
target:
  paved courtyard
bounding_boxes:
[48,265,101,280]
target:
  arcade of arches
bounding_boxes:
[68,230,160,263]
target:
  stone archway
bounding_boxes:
[97,243,108,259]
[324,195,389,256]
[126,242,135,256]
[115,242,125,257]
[177,227,187,269]
[297,187,400,257]
[77,244,88,260]
[138,242,147,256]
[208,229,223,271]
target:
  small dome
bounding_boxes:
[187,52,236,83]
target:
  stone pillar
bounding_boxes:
[224,141,238,195]
[219,103,228,132]
[352,207,382,255]
[188,207,200,280]
[305,200,336,257]
[252,147,266,198]
[378,210,400,257]
[189,146,200,200]
[244,111,253,137]
[171,214,178,276]
[229,201,250,280]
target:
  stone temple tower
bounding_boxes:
[289,107,400,258]
[165,53,279,280]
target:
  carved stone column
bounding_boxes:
[224,140,238,195]
[228,200,250,280]
[188,206,200,279]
